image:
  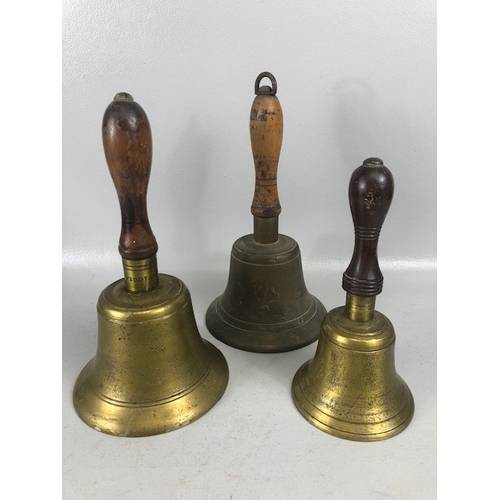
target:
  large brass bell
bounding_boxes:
[292,158,414,441]
[206,72,326,352]
[73,93,229,437]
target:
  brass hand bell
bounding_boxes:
[292,158,414,441]
[206,72,327,352]
[73,93,229,437]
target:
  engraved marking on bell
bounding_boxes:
[364,189,375,209]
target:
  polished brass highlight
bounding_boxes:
[292,158,414,441]
[73,93,229,437]
[206,73,326,353]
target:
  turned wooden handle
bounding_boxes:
[342,158,394,296]
[102,93,158,260]
[250,72,283,218]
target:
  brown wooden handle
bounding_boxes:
[102,93,158,260]
[250,72,283,218]
[342,158,394,296]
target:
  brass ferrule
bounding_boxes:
[345,293,376,322]
[253,216,279,244]
[122,256,159,292]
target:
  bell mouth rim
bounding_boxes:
[291,362,415,442]
[294,399,415,442]
[205,294,326,353]
[73,340,229,437]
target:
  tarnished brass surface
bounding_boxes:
[122,257,159,292]
[206,234,326,352]
[206,73,326,352]
[292,301,414,441]
[345,293,375,322]
[253,216,279,244]
[73,274,229,437]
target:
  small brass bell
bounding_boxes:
[206,72,327,353]
[73,93,229,437]
[292,158,414,441]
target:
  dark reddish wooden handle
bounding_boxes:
[102,93,158,260]
[342,158,394,296]
[250,72,283,218]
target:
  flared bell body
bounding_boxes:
[73,274,229,437]
[206,234,326,353]
[292,306,414,441]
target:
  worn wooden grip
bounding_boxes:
[102,93,158,260]
[342,158,394,296]
[250,72,283,218]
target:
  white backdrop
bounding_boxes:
[62,1,436,499]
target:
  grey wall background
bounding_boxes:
[62,0,436,276]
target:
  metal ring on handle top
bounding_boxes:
[255,72,278,95]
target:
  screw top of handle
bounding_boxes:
[342,158,394,296]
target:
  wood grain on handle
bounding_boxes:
[342,158,394,296]
[250,73,283,218]
[102,93,158,261]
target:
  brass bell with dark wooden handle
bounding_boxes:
[292,158,414,441]
[206,72,327,353]
[73,93,229,437]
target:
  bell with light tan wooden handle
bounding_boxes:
[73,93,229,437]
[292,158,414,441]
[206,72,326,352]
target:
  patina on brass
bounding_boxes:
[73,93,229,437]
[206,73,326,353]
[292,158,414,441]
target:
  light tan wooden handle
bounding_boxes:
[250,72,283,218]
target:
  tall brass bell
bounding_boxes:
[206,72,326,353]
[292,158,414,441]
[73,93,229,437]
